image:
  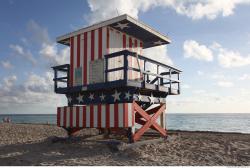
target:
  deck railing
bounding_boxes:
[52,50,181,94]
[104,50,181,94]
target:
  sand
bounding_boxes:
[0,123,249,166]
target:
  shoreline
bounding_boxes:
[0,123,249,166]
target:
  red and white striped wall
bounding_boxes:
[69,26,144,87]
[57,103,134,128]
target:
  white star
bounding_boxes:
[68,96,72,103]
[154,40,164,45]
[114,22,129,30]
[148,93,155,104]
[137,94,142,101]
[112,90,121,102]
[125,91,131,100]
[89,93,94,100]
[77,94,83,103]
[100,93,105,101]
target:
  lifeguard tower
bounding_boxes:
[52,14,181,142]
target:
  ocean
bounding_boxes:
[0,113,250,134]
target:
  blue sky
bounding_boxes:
[1,0,250,114]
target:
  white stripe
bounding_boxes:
[86,105,90,127]
[102,27,107,57]
[94,29,98,60]
[60,107,64,127]
[101,104,106,128]
[73,107,76,127]
[109,104,114,127]
[79,106,83,127]
[128,103,132,127]
[87,32,91,84]
[73,36,77,86]
[66,107,70,127]
[80,34,84,85]
[93,105,98,127]
[118,103,123,127]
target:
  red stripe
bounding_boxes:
[98,28,102,59]
[90,105,94,127]
[134,39,138,79]
[82,106,86,127]
[70,37,74,86]
[114,103,119,128]
[129,37,132,79]
[106,104,110,128]
[107,27,109,54]
[123,103,128,127]
[57,107,60,126]
[140,41,143,79]
[91,30,95,61]
[77,35,80,67]
[76,106,79,128]
[98,104,101,128]
[70,107,73,127]
[132,102,135,126]
[63,107,67,127]
[123,34,126,49]
[83,32,87,85]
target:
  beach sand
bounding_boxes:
[0,123,249,166]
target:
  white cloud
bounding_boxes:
[0,72,64,107]
[182,84,191,89]
[197,70,204,76]
[143,45,173,65]
[217,48,250,68]
[183,40,213,61]
[1,61,13,69]
[86,0,250,24]
[39,43,70,65]
[27,20,50,44]
[239,74,250,80]
[217,81,234,87]
[9,44,37,65]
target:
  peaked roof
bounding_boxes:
[57,14,171,49]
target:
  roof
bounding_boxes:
[57,14,171,49]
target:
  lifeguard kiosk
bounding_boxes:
[52,14,181,142]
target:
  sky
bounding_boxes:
[0,0,250,114]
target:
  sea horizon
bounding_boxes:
[1,113,250,134]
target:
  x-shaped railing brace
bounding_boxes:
[133,102,167,142]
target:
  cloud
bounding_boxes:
[0,72,64,107]
[217,48,250,68]
[86,0,250,24]
[9,44,37,65]
[1,60,13,69]
[217,81,234,87]
[27,20,50,45]
[143,45,173,65]
[239,74,250,80]
[39,43,70,65]
[197,70,204,76]
[183,40,213,61]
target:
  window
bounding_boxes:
[74,67,82,86]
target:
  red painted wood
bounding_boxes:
[76,106,79,128]
[98,28,102,59]
[91,30,95,61]
[77,34,80,67]
[83,32,87,85]
[129,37,132,79]
[63,107,67,127]
[114,103,118,128]
[70,107,73,127]
[82,106,86,127]
[106,104,110,128]
[123,34,126,49]
[107,27,109,54]
[70,37,74,86]
[98,104,101,128]
[57,107,60,126]
[123,103,128,127]
[90,105,94,127]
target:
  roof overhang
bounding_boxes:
[57,14,171,49]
